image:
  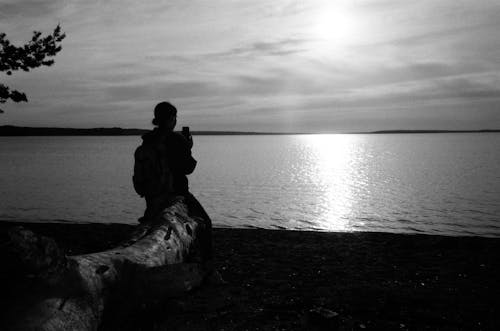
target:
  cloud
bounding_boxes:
[310,72,500,110]
[259,1,313,19]
[369,22,499,49]
[103,80,222,101]
[0,0,64,18]
[356,0,405,10]
[2,0,500,131]
[207,38,309,59]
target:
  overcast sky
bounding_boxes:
[1,0,499,132]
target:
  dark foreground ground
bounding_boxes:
[1,222,499,330]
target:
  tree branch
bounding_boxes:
[0,25,65,108]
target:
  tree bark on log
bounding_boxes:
[3,196,213,331]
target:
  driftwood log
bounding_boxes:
[3,196,214,331]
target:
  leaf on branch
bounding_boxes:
[1,24,66,74]
[0,25,64,109]
[0,83,28,104]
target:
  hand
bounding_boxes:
[186,133,193,149]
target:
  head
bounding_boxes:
[152,101,177,131]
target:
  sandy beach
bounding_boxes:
[1,222,499,330]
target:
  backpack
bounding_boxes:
[132,141,173,197]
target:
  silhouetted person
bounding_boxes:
[133,102,207,213]
[144,101,196,201]
[133,101,212,258]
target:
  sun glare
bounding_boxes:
[302,134,356,231]
[309,1,364,49]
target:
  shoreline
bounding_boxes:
[1,221,499,329]
[1,125,500,136]
[1,219,499,239]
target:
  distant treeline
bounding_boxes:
[0,125,291,136]
[1,125,499,136]
[368,130,500,134]
[0,125,148,136]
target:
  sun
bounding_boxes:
[309,2,364,48]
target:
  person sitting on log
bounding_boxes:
[133,101,211,227]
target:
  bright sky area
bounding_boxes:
[1,0,499,132]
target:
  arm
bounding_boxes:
[174,133,197,174]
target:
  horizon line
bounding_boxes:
[0,125,499,136]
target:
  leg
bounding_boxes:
[183,192,213,260]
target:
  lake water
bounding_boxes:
[1,134,499,237]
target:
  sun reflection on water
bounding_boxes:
[300,134,358,231]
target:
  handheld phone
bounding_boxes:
[182,126,190,136]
